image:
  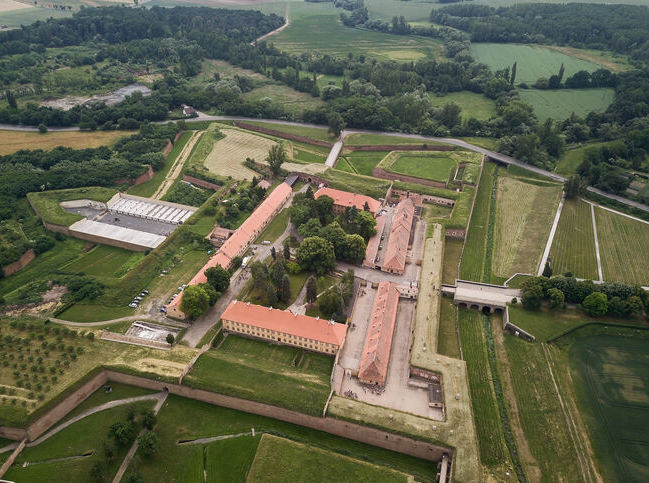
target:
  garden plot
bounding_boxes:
[125,321,180,343]
[492,175,562,279]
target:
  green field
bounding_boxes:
[345,133,447,147]
[184,335,333,416]
[501,333,588,482]
[550,200,599,279]
[387,153,456,183]
[272,13,443,62]
[336,151,388,176]
[570,334,649,482]
[491,173,562,280]
[62,245,144,279]
[247,434,409,483]
[429,91,497,120]
[129,394,437,482]
[437,297,460,359]
[460,163,496,281]
[458,309,510,468]
[3,400,153,482]
[470,43,611,84]
[519,88,614,121]
[595,207,649,285]
[0,6,71,27]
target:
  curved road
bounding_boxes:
[2,114,648,213]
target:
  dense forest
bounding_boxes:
[430,3,649,62]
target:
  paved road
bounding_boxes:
[47,315,188,328]
[325,139,344,167]
[3,114,648,213]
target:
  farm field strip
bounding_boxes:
[205,128,275,180]
[594,205,649,286]
[0,129,130,155]
[519,88,614,121]
[590,203,603,281]
[549,200,599,280]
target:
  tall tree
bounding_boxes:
[306,276,318,304]
[510,61,517,86]
[180,285,210,319]
[280,274,291,303]
[266,144,287,175]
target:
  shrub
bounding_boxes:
[583,292,608,317]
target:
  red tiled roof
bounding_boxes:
[221,300,348,346]
[383,198,414,273]
[220,183,292,259]
[358,282,399,385]
[314,187,381,214]
[363,214,386,267]
[167,183,292,313]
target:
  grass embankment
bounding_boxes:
[3,401,155,483]
[555,141,618,176]
[458,310,511,470]
[128,394,437,482]
[385,153,456,182]
[27,187,118,226]
[184,335,333,416]
[549,199,598,279]
[0,129,130,156]
[248,434,409,482]
[336,151,389,176]
[344,133,448,146]
[242,120,335,143]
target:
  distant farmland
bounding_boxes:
[519,88,614,121]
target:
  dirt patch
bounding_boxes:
[134,358,186,377]
[41,83,151,111]
[0,0,31,12]
[543,45,628,73]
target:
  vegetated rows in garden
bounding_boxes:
[595,207,649,286]
[569,334,649,483]
[504,336,587,482]
[518,88,614,122]
[549,200,598,280]
[129,394,436,482]
[491,175,562,280]
[458,309,510,468]
[63,245,144,280]
[184,335,333,416]
[460,162,496,281]
[247,434,409,483]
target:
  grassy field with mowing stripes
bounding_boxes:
[595,207,649,286]
[550,200,599,280]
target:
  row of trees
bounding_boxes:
[520,275,648,319]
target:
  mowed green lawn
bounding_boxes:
[388,154,456,182]
[595,207,649,286]
[129,394,437,482]
[570,334,649,483]
[247,434,409,483]
[519,88,614,121]
[255,208,289,244]
[429,91,497,120]
[184,335,334,415]
[272,13,443,62]
[470,43,607,84]
[556,141,618,176]
[550,200,599,280]
[336,152,388,176]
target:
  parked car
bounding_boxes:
[129,303,138,308]
[160,307,167,313]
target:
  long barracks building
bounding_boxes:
[221,300,348,355]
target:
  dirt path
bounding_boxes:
[112,392,168,483]
[152,130,203,200]
[491,320,541,482]
[252,4,290,45]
